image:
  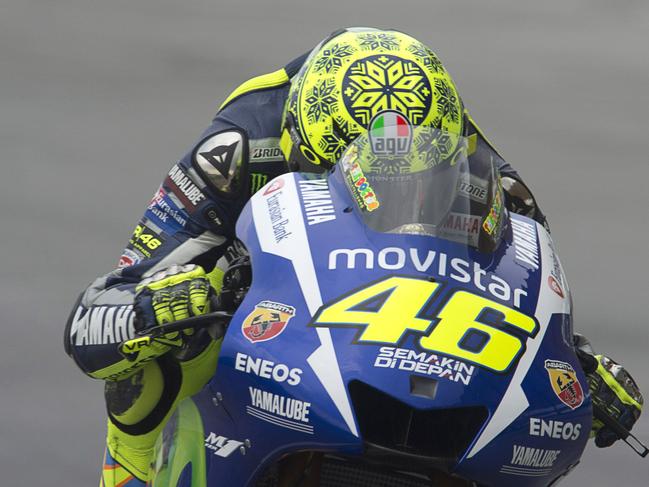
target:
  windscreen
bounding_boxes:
[339,120,506,252]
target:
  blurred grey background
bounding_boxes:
[1,0,647,485]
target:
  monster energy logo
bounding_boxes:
[250,173,269,194]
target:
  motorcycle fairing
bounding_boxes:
[152,170,591,487]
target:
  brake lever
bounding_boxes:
[575,348,647,457]
[593,404,649,458]
[142,310,232,340]
[119,310,232,359]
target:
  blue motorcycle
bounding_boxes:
[141,125,627,486]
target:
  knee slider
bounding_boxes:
[105,361,164,425]
[106,355,182,435]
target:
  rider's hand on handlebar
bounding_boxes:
[133,264,213,344]
[587,355,643,448]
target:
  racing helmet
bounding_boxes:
[281,27,465,172]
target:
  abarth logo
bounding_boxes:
[545,359,584,409]
[241,301,295,343]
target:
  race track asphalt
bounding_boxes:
[1,1,647,485]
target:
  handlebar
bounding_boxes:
[138,310,232,340]
[593,404,648,457]
[119,310,232,359]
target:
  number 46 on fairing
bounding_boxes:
[310,276,539,373]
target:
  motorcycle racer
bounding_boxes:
[64,28,643,486]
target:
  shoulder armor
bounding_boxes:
[192,129,248,197]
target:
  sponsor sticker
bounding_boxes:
[165,165,206,210]
[547,240,565,298]
[250,173,269,194]
[482,186,503,235]
[439,212,480,245]
[544,359,584,409]
[511,218,540,270]
[345,160,380,211]
[234,352,302,386]
[265,191,291,243]
[251,146,283,162]
[374,346,475,385]
[263,178,285,196]
[204,433,244,458]
[246,387,313,434]
[69,305,135,347]
[145,187,189,233]
[298,179,336,225]
[529,417,582,441]
[457,176,488,203]
[241,301,295,343]
[118,248,142,268]
[548,276,564,298]
[500,445,561,477]
[250,138,283,163]
[369,110,413,156]
[127,223,165,259]
[328,247,528,308]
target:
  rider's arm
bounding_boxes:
[64,51,304,381]
[64,117,250,381]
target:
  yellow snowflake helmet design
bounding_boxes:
[281,27,464,171]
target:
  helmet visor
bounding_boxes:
[339,124,505,251]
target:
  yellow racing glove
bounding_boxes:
[587,355,643,448]
[122,264,213,364]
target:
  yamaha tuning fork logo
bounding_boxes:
[368,110,413,156]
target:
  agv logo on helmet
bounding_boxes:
[368,110,413,156]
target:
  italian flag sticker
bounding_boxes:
[369,110,413,155]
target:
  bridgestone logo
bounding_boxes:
[457,177,488,203]
[251,147,282,161]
